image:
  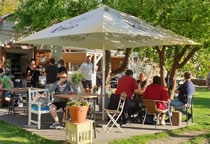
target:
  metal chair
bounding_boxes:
[142,99,172,128]
[104,92,127,133]
[175,95,194,124]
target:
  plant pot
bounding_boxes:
[68,105,89,123]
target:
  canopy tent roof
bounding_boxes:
[16,5,198,49]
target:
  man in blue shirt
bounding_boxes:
[170,72,195,122]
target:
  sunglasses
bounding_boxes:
[60,77,67,78]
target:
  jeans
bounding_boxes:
[170,99,187,115]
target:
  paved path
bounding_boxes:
[0,108,189,144]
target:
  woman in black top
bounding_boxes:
[26,59,40,87]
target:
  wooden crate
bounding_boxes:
[172,111,182,126]
[65,120,94,144]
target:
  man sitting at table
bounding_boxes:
[143,76,169,125]
[114,69,139,123]
[170,72,195,122]
[49,71,78,129]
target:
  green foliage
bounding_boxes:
[13,0,100,32]
[71,72,84,87]
[107,0,210,77]
[0,0,19,17]
[0,120,61,144]
[67,99,89,106]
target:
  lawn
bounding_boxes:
[110,88,210,144]
[0,120,62,144]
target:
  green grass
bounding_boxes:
[110,88,210,144]
[0,121,63,144]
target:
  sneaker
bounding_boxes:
[160,120,166,126]
[50,123,60,129]
[61,122,65,127]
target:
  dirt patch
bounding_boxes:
[148,131,208,144]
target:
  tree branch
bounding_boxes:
[178,47,201,68]
[155,46,161,55]
[111,48,132,76]
[177,45,190,60]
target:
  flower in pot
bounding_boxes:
[71,72,84,87]
[67,100,89,123]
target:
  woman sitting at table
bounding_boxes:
[48,71,78,129]
[137,73,147,90]
[143,76,169,125]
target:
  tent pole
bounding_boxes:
[102,43,105,120]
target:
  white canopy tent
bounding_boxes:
[16,5,198,119]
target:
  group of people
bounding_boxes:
[110,69,195,125]
[0,55,198,128]
[0,56,95,129]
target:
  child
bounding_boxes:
[0,68,14,101]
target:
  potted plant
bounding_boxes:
[71,72,84,87]
[67,100,89,123]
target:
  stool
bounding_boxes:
[65,120,94,144]
[172,111,182,126]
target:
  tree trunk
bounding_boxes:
[105,50,112,88]
[111,48,131,76]
[155,46,167,86]
[169,68,179,99]
[168,45,200,99]
[104,48,131,90]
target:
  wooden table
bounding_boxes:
[0,87,40,92]
[0,87,40,114]
[54,93,104,99]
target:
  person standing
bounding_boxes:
[79,56,93,93]
[0,68,14,102]
[45,58,59,89]
[58,59,67,73]
[170,72,195,122]
[26,59,40,87]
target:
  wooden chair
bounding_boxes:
[142,99,172,128]
[28,88,53,129]
[104,92,127,133]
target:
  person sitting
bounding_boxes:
[170,72,195,122]
[48,71,77,129]
[114,69,139,123]
[137,73,147,90]
[143,76,169,125]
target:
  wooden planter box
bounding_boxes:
[65,120,94,144]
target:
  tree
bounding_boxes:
[106,0,209,98]
[0,0,19,17]
[13,0,209,97]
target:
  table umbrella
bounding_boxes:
[16,5,198,119]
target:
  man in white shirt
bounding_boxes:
[79,56,93,93]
